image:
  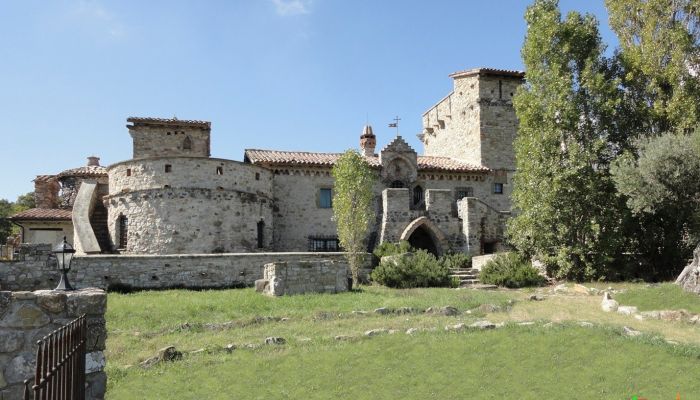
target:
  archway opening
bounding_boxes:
[407,225,438,257]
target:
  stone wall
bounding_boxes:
[420,71,523,172]
[458,197,511,256]
[0,288,107,400]
[128,120,211,159]
[0,252,371,292]
[105,157,274,254]
[260,260,349,296]
[270,167,338,251]
[108,157,272,194]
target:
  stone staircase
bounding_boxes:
[90,200,111,253]
[449,268,481,286]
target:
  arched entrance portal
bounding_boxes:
[399,216,446,257]
[407,225,438,256]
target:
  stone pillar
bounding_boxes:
[0,288,107,400]
[33,176,60,209]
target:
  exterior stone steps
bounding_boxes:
[90,201,111,253]
[449,267,481,286]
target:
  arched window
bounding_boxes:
[118,215,128,249]
[183,136,192,150]
[391,180,405,188]
[413,185,424,206]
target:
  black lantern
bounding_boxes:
[53,236,76,291]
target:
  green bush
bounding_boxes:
[371,250,454,288]
[373,241,414,258]
[440,252,472,270]
[480,253,546,288]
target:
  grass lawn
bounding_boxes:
[616,283,700,313]
[104,284,700,399]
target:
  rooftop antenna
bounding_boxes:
[388,116,401,137]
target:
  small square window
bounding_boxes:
[216,166,223,175]
[319,188,332,208]
[126,168,131,177]
[494,183,504,194]
[165,164,172,173]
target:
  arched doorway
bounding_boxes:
[399,217,446,257]
[407,225,438,256]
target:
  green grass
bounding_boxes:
[106,286,515,332]
[616,283,700,313]
[106,324,700,399]
[104,285,700,399]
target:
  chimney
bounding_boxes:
[33,175,60,209]
[360,125,376,157]
[87,156,100,166]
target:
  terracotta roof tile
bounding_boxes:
[57,165,107,178]
[33,175,57,182]
[244,149,489,172]
[9,208,72,221]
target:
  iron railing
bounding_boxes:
[24,315,87,400]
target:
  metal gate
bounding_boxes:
[24,315,87,400]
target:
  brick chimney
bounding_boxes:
[360,125,376,157]
[87,156,100,166]
[34,175,60,209]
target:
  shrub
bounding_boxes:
[373,241,414,258]
[480,253,546,288]
[440,252,472,270]
[371,250,453,288]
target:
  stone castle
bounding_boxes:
[10,68,524,257]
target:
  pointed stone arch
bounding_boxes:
[399,216,446,256]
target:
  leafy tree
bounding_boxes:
[508,0,626,280]
[606,0,700,134]
[332,150,375,285]
[0,199,13,243]
[13,192,35,212]
[611,128,700,279]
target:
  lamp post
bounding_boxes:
[53,236,76,291]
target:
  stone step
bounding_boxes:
[458,279,481,286]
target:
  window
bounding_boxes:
[319,188,332,208]
[391,180,405,188]
[308,236,341,252]
[255,172,260,181]
[257,220,265,249]
[455,187,474,200]
[183,136,192,150]
[126,168,131,177]
[118,215,128,249]
[483,241,496,254]
[494,183,504,194]
[216,166,223,175]
[412,185,424,206]
[165,164,172,173]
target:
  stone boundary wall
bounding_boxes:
[260,260,349,296]
[0,288,107,400]
[0,252,371,292]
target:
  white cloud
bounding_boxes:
[272,0,313,16]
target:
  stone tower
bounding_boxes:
[359,124,376,157]
[419,68,524,171]
[127,117,211,159]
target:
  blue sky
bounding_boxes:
[0,0,616,201]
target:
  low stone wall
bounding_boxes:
[471,253,505,271]
[0,252,371,292]
[260,260,349,296]
[0,288,107,400]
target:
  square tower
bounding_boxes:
[419,68,524,171]
[127,117,211,159]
